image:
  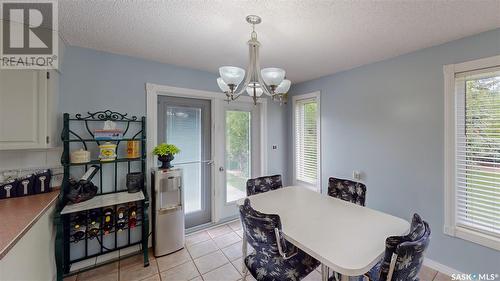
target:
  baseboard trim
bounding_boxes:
[424,258,461,276]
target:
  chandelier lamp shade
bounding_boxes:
[217,15,291,105]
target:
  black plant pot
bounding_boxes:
[158,154,174,169]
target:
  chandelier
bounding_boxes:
[217,15,291,105]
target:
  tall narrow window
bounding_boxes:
[444,56,500,250]
[456,69,500,236]
[225,110,251,203]
[293,92,320,191]
[166,106,202,213]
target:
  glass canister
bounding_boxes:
[98,142,117,161]
[127,140,140,158]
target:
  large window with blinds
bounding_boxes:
[444,56,500,250]
[292,92,320,191]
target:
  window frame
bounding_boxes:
[292,91,321,192]
[444,55,500,251]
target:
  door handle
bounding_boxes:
[219,166,225,172]
[174,160,214,165]
[158,205,182,214]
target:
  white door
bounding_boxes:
[214,101,261,221]
[0,70,48,149]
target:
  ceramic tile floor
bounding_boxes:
[64,219,451,281]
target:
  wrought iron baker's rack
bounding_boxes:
[54,110,149,280]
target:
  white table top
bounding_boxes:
[237,186,410,276]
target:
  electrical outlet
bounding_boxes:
[353,171,361,180]
[51,167,63,175]
[52,173,63,187]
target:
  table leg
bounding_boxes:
[321,264,329,281]
[242,234,248,274]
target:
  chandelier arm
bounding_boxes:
[232,42,257,98]
[257,73,274,97]
[248,41,261,105]
[253,44,274,97]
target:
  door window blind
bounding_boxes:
[294,98,318,185]
[455,68,500,237]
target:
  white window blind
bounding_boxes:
[294,97,319,186]
[455,67,500,238]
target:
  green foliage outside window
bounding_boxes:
[226,111,251,175]
[464,76,500,228]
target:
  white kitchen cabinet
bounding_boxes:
[0,204,56,281]
[0,69,59,150]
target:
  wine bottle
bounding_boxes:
[66,165,101,204]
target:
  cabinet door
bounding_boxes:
[0,70,48,149]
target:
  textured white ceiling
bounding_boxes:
[59,0,500,83]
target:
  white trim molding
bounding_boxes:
[443,55,500,251]
[443,63,456,237]
[291,91,321,193]
[424,258,462,277]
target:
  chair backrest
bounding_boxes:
[246,174,283,196]
[239,198,288,257]
[379,214,431,281]
[328,177,366,206]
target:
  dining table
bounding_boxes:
[236,185,410,281]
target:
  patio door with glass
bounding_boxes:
[215,101,261,220]
[158,96,212,228]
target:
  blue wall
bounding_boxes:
[290,29,500,273]
[60,46,288,185]
[60,46,220,115]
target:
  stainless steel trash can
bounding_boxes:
[151,168,185,257]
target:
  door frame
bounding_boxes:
[145,83,268,223]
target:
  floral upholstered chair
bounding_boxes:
[331,214,431,281]
[328,177,367,206]
[239,198,320,281]
[375,214,431,281]
[246,174,283,196]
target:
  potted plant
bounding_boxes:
[153,143,180,169]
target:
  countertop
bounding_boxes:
[0,189,59,259]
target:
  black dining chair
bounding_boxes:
[239,198,320,281]
[246,174,283,196]
[241,174,284,278]
[327,177,367,280]
[330,214,431,281]
[328,177,367,206]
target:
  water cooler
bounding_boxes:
[151,168,185,257]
